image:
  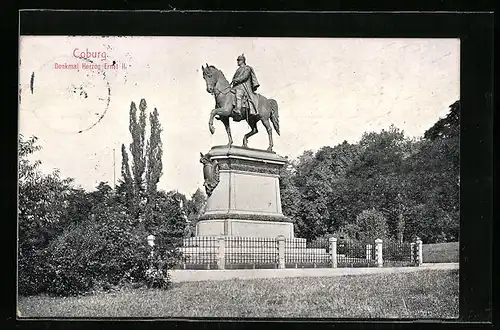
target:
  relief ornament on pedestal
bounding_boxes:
[200,152,220,197]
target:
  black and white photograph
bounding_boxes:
[17,18,466,320]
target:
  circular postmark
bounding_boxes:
[28,55,111,134]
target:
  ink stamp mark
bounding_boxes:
[29,55,111,134]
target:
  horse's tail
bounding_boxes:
[269,99,280,136]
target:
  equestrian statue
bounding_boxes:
[201,54,280,151]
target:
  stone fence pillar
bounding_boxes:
[375,239,383,267]
[416,237,423,266]
[277,235,285,269]
[217,236,225,270]
[329,237,338,268]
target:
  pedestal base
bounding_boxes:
[196,219,294,239]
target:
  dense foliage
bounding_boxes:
[281,101,460,244]
[345,209,389,242]
[41,205,150,295]
[18,100,206,296]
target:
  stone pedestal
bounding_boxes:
[196,145,295,238]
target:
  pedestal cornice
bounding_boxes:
[207,145,287,175]
[199,212,292,223]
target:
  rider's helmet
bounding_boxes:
[237,54,246,63]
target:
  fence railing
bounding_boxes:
[177,236,218,269]
[337,238,378,268]
[224,237,279,269]
[171,236,423,270]
[285,237,331,268]
[383,240,418,267]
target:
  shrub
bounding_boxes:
[144,249,177,290]
[38,204,180,296]
[18,247,52,296]
[40,207,148,295]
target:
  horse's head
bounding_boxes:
[201,64,219,94]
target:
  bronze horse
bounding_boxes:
[201,64,280,151]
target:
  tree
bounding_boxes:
[286,143,361,239]
[18,135,76,250]
[18,135,79,295]
[345,209,389,242]
[424,100,459,141]
[89,182,114,204]
[186,188,207,218]
[146,108,163,197]
[185,188,207,236]
[402,100,460,242]
[19,134,41,182]
[342,126,414,239]
[129,99,147,193]
[118,144,134,210]
[63,187,94,227]
[279,162,301,227]
[279,114,459,243]
[144,190,188,249]
[120,99,164,221]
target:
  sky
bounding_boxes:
[18,37,460,196]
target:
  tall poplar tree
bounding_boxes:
[146,108,163,198]
[120,99,163,220]
[129,99,147,193]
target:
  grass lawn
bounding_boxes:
[423,242,459,263]
[18,269,458,319]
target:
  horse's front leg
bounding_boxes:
[208,109,217,134]
[208,107,232,135]
[221,117,233,147]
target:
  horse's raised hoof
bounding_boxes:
[209,125,215,135]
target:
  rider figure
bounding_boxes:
[230,54,260,117]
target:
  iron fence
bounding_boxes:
[285,237,331,268]
[383,240,418,267]
[337,239,377,268]
[176,236,218,269]
[173,235,420,270]
[225,237,279,269]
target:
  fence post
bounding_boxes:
[366,244,372,261]
[416,237,423,266]
[277,235,285,269]
[217,236,225,270]
[329,237,338,268]
[410,242,415,263]
[375,239,383,267]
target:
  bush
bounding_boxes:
[18,247,52,296]
[36,205,179,296]
[39,208,146,295]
